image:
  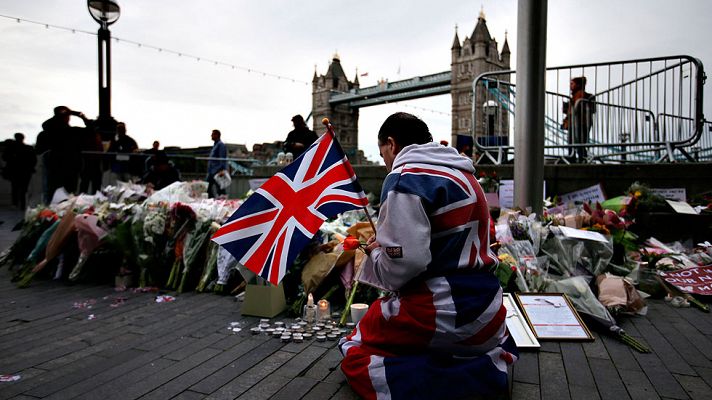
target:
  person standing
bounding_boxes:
[37,106,85,200]
[108,122,139,182]
[143,140,164,173]
[207,129,228,198]
[2,133,37,210]
[284,115,317,159]
[563,77,595,162]
[339,112,517,399]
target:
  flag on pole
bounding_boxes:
[212,126,369,285]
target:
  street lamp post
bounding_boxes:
[87,0,120,142]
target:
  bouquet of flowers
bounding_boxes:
[546,276,649,352]
[69,213,109,282]
[177,218,213,293]
[165,203,196,290]
[477,170,499,193]
[0,208,58,270]
[196,223,221,292]
[13,219,60,285]
[133,204,168,287]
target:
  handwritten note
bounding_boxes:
[558,226,610,243]
[666,200,698,215]
[559,183,606,205]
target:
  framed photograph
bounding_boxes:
[502,293,540,349]
[514,293,594,341]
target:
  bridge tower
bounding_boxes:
[312,53,361,161]
[450,9,510,149]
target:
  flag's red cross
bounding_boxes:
[214,132,367,284]
[404,166,495,269]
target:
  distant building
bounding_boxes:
[312,53,367,164]
[450,9,511,147]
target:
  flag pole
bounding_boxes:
[321,118,377,326]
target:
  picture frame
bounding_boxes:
[502,293,540,349]
[514,293,594,341]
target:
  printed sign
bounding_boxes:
[651,188,686,201]
[659,266,712,295]
[498,180,546,209]
[499,180,514,209]
[559,183,606,205]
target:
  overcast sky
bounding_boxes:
[1,0,710,163]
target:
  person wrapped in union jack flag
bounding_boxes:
[339,112,518,400]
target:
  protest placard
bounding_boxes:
[659,266,712,295]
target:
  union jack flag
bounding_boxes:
[212,127,369,285]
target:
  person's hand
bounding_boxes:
[365,235,380,255]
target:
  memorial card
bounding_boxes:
[515,293,593,341]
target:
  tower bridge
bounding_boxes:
[312,11,509,162]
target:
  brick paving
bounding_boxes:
[1,207,712,399]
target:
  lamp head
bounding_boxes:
[88,0,120,26]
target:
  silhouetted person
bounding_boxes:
[37,106,85,200]
[144,140,165,173]
[284,115,317,159]
[108,122,139,182]
[141,152,180,190]
[207,129,227,198]
[563,77,595,162]
[2,133,36,209]
[79,126,104,194]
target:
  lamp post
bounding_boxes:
[87,0,120,142]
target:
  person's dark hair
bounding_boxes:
[291,115,306,127]
[378,112,433,147]
[14,132,25,141]
[212,129,221,137]
[571,76,587,87]
[54,106,71,116]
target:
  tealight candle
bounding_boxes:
[317,299,331,321]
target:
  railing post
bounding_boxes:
[514,0,547,214]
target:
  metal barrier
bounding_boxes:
[471,55,707,164]
[78,151,258,177]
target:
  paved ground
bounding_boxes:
[1,207,712,399]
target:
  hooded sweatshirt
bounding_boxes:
[359,142,497,291]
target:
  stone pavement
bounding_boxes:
[1,207,712,399]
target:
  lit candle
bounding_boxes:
[303,293,317,324]
[317,299,331,321]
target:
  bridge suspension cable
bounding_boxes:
[0,13,310,86]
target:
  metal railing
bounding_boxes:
[471,55,707,164]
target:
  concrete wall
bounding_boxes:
[3,162,710,208]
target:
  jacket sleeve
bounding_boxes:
[358,190,432,291]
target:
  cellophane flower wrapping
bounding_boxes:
[178,219,213,293]
[540,226,614,277]
[71,213,109,281]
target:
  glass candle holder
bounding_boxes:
[317,299,331,321]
